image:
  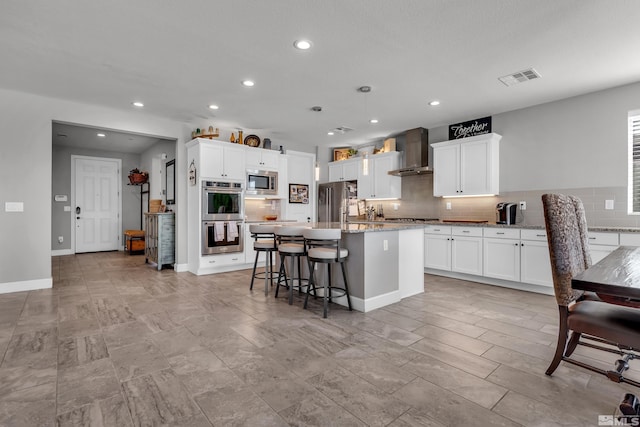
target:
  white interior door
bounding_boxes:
[74,157,120,253]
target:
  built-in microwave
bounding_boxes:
[202,181,244,221]
[246,170,278,196]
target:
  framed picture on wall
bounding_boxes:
[289,184,309,204]
[333,147,351,161]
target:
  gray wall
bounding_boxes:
[140,140,176,203]
[429,80,640,191]
[0,88,186,288]
[373,80,640,226]
[51,146,142,251]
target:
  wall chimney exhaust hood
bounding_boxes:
[388,127,431,176]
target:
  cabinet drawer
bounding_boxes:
[619,233,640,246]
[587,232,619,246]
[451,226,483,237]
[424,225,452,235]
[483,228,520,239]
[520,229,547,241]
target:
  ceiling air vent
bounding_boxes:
[332,126,354,134]
[498,68,541,87]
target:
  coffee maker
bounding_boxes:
[496,203,517,224]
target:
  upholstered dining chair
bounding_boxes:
[542,193,640,392]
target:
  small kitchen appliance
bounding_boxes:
[496,202,517,225]
[246,169,278,196]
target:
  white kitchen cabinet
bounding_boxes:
[588,231,619,264]
[520,230,553,287]
[328,159,359,182]
[424,225,482,274]
[357,152,401,199]
[432,133,501,197]
[451,227,483,275]
[483,228,521,281]
[424,233,451,270]
[200,141,246,181]
[246,148,279,170]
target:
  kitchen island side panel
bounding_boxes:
[342,231,400,301]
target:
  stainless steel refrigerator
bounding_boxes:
[317,181,358,222]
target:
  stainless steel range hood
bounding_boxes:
[388,127,432,176]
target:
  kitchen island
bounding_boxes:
[305,221,425,312]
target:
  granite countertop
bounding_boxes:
[248,219,640,234]
[354,219,640,234]
[247,221,424,233]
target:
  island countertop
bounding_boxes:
[249,221,426,233]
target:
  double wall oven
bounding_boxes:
[201,181,244,255]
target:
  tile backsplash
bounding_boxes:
[370,174,639,227]
[245,198,282,221]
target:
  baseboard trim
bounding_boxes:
[174,263,189,273]
[332,290,402,313]
[52,249,73,256]
[424,268,554,296]
[0,277,53,294]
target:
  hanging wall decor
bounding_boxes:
[289,184,309,204]
[188,160,197,186]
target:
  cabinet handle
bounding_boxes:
[433,229,440,231]
[514,243,519,246]
[536,234,545,237]
[462,230,470,233]
[496,232,505,235]
[232,257,238,261]
[521,243,524,246]
[589,237,596,240]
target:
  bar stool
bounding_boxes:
[249,224,280,296]
[275,225,311,305]
[303,228,352,318]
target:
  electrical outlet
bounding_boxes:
[605,199,614,210]
[519,201,526,210]
[446,202,452,210]
[58,236,64,243]
[383,240,388,251]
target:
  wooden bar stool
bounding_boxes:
[303,228,352,318]
[275,225,311,305]
[249,224,280,296]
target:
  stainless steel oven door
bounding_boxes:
[202,181,244,221]
[202,221,244,255]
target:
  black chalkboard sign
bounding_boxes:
[449,116,492,140]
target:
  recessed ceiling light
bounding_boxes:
[132,101,144,107]
[208,104,219,110]
[357,86,372,93]
[327,132,335,136]
[311,106,322,112]
[97,133,106,137]
[369,119,379,124]
[428,100,440,106]
[293,39,312,50]
[242,80,255,87]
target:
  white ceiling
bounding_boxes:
[3,1,640,150]
[52,122,172,154]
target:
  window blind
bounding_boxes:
[631,115,640,212]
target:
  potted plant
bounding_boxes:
[128,168,149,185]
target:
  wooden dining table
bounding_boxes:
[572,245,640,301]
